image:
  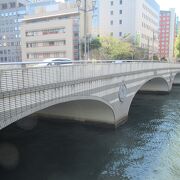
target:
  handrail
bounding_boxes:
[0,59,171,67]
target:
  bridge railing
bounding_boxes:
[0,59,171,70]
[0,60,179,93]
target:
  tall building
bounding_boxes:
[96,0,160,55]
[0,0,31,63]
[21,1,80,61]
[159,9,176,61]
[66,0,160,58]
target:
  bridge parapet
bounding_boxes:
[0,61,178,93]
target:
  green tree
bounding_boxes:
[176,35,180,58]
[153,55,159,61]
[90,38,101,50]
[89,36,150,60]
[98,36,133,60]
[133,47,148,60]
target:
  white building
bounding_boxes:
[93,0,160,53]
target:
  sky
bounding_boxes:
[156,0,180,17]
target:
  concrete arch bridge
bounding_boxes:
[0,61,180,129]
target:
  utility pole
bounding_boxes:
[152,31,155,61]
[148,38,150,60]
[76,0,96,60]
[84,0,87,60]
[76,11,81,60]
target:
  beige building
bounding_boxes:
[21,2,81,61]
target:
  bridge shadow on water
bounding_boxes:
[0,87,179,180]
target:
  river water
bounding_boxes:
[0,86,180,180]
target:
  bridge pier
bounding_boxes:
[173,73,180,85]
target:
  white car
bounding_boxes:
[35,58,72,67]
[112,60,123,64]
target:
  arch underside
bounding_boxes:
[36,98,116,127]
[139,77,170,94]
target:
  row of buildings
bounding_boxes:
[0,0,178,62]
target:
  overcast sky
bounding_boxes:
[156,0,180,17]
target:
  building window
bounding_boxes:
[26,28,66,37]
[2,3,7,9]
[119,10,122,14]
[18,3,24,7]
[110,32,113,36]
[110,20,113,25]
[119,20,122,24]
[49,41,55,46]
[10,2,16,8]
[17,10,26,15]
[26,40,66,48]
[110,10,113,15]
[119,32,122,36]
[110,1,113,6]
[27,52,66,59]
[120,0,122,4]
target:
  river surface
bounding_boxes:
[1,86,180,180]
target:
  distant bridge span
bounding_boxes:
[0,61,180,129]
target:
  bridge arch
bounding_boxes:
[173,72,180,85]
[138,77,170,93]
[18,96,116,127]
[124,77,170,124]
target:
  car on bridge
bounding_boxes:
[35,58,72,67]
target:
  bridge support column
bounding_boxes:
[173,74,180,85]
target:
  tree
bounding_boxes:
[81,37,101,59]
[176,35,180,58]
[90,38,101,50]
[98,36,133,60]
[153,55,159,61]
[88,36,150,60]
[133,47,148,60]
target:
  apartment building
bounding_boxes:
[159,9,176,61]
[0,0,31,62]
[21,2,80,61]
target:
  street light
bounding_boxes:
[76,0,82,60]
[152,31,159,61]
[76,0,81,8]
[76,0,96,60]
[92,0,96,9]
